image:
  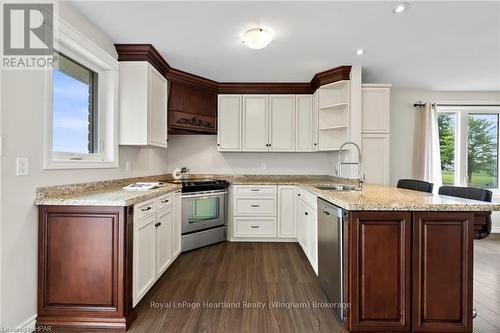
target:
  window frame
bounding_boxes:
[52,51,99,158]
[43,17,119,169]
[437,104,500,191]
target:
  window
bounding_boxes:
[53,53,98,155]
[44,16,119,169]
[437,106,500,189]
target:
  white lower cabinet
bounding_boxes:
[296,190,318,275]
[133,191,181,307]
[278,186,296,237]
[233,185,277,238]
[296,198,308,251]
[306,209,318,274]
[172,190,182,257]
[234,217,277,237]
[133,215,157,305]
[156,208,173,277]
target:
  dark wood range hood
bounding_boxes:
[115,44,351,135]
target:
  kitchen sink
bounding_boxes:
[314,184,356,191]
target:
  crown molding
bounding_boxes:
[310,65,352,90]
[115,44,170,75]
[115,44,351,94]
[218,82,314,94]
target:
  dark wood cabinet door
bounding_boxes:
[348,211,411,332]
[37,205,135,331]
[412,212,474,332]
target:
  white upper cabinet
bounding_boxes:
[269,95,295,151]
[119,61,168,148]
[295,95,313,152]
[242,95,269,151]
[361,84,391,133]
[148,68,169,147]
[312,91,319,151]
[218,95,242,151]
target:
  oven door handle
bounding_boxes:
[181,190,228,199]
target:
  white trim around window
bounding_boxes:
[43,16,119,169]
[436,102,500,198]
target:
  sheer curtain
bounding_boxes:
[415,102,442,190]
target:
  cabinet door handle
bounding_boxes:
[298,193,301,196]
[305,212,309,216]
[155,222,161,227]
[251,189,260,192]
[251,204,260,208]
[142,206,152,212]
[161,199,170,203]
[251,225,260,229]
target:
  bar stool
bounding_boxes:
[397,179,434,193]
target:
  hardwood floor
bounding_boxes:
[52,236,500,333]
[473,233,500,333]
[129,242,340,333]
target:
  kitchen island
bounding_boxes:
[34,175,500,332]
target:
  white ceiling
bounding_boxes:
[70,1,500,90]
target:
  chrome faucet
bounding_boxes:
[335,142,365,190]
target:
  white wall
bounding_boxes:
[0,3,170,328]
[166,135,337,175]
[390,88,500,185]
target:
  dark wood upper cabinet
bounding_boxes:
[115,44,352,135]
[412,212,474,333]
[168,81,217,134]
[348,211,411,332]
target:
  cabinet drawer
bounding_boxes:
[156,193,173,210]
[235,185,277,196]
[296,187,317,211]
[134,199,157,221]
[234,217,276,237]
[235,197,276,216]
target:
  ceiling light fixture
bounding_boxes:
[356,49,365,56]
[393,3,410,14]
[242,28,272,49]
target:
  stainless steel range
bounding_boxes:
[172,179,229,252]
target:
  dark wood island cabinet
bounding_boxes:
[346,211,475,333]
[37,205,136,331]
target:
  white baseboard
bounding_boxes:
[16,313,36,330]
[491,227,500,234]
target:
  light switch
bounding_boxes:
[16,157,29,176]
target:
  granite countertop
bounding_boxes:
[299,184,500,212]
[34,174,500,211]
[34,183,181,206]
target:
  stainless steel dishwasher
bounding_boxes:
[318,198,347,321]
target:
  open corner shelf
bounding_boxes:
[319,102,348,110]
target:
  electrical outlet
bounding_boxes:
[125,161,131,172]
[16,157,29,176]
[260,162,267,170]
